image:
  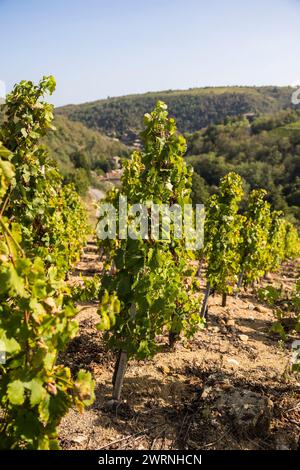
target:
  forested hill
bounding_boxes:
[0,107,129,194]
[43,115,129,175]
[0,109,129,175]
[186,109,300,225]
[42,115,130,195]
[56,86,297,143]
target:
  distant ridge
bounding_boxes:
[56,86,297,144]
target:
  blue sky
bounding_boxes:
[1,0,300,106]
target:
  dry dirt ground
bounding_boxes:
[59,242,300,450]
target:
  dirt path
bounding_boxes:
[59,243,300,450]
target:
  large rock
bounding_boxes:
[215,389,273,437]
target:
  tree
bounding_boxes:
[64,168,90,196]
[70,151,90,171]
[191,172,210,206]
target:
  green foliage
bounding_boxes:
[97,101,203,359]
[270,321,287,341]
[0,143,14,199]
[284,222,300,259]
[257,286,282,306]
[64,168,90,196]
[0,78,94,449]
[204,172,244,294]
[0,146,94,449]
[191,172,210,206]
[70,151,90,171]
[42,114,129,179]
[239,189,271,284]
[251,110,298,134]
[46,86,300,225]
[187,110,300,226]
[57,86,296,142]
[96,291,120,332]
[71,275,102,303]
[265,211,287,273]
[258,278,300,357]
[0,77,89,276]
[39,184,89,275]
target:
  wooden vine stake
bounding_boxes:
[112,351,128,401]
[221,292,227,307]
[196,256,204,277]
[235,268,245,297]
[200,282,211,318]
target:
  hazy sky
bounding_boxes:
[1,0,300,106]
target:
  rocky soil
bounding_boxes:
[59,242,300,450]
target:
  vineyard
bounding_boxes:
[0,78,299,451]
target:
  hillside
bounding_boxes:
[43,115,129,175]
[0,108,129,181]
[56,86,297,143]
[1,76,299,455]
[186,109,300,225]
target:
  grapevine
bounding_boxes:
[0,143,94,449]
[202,172,244,311]
[0,77,89,276]
[238,189,271,288]
[0,77,94,449]
[97,101,203,400]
